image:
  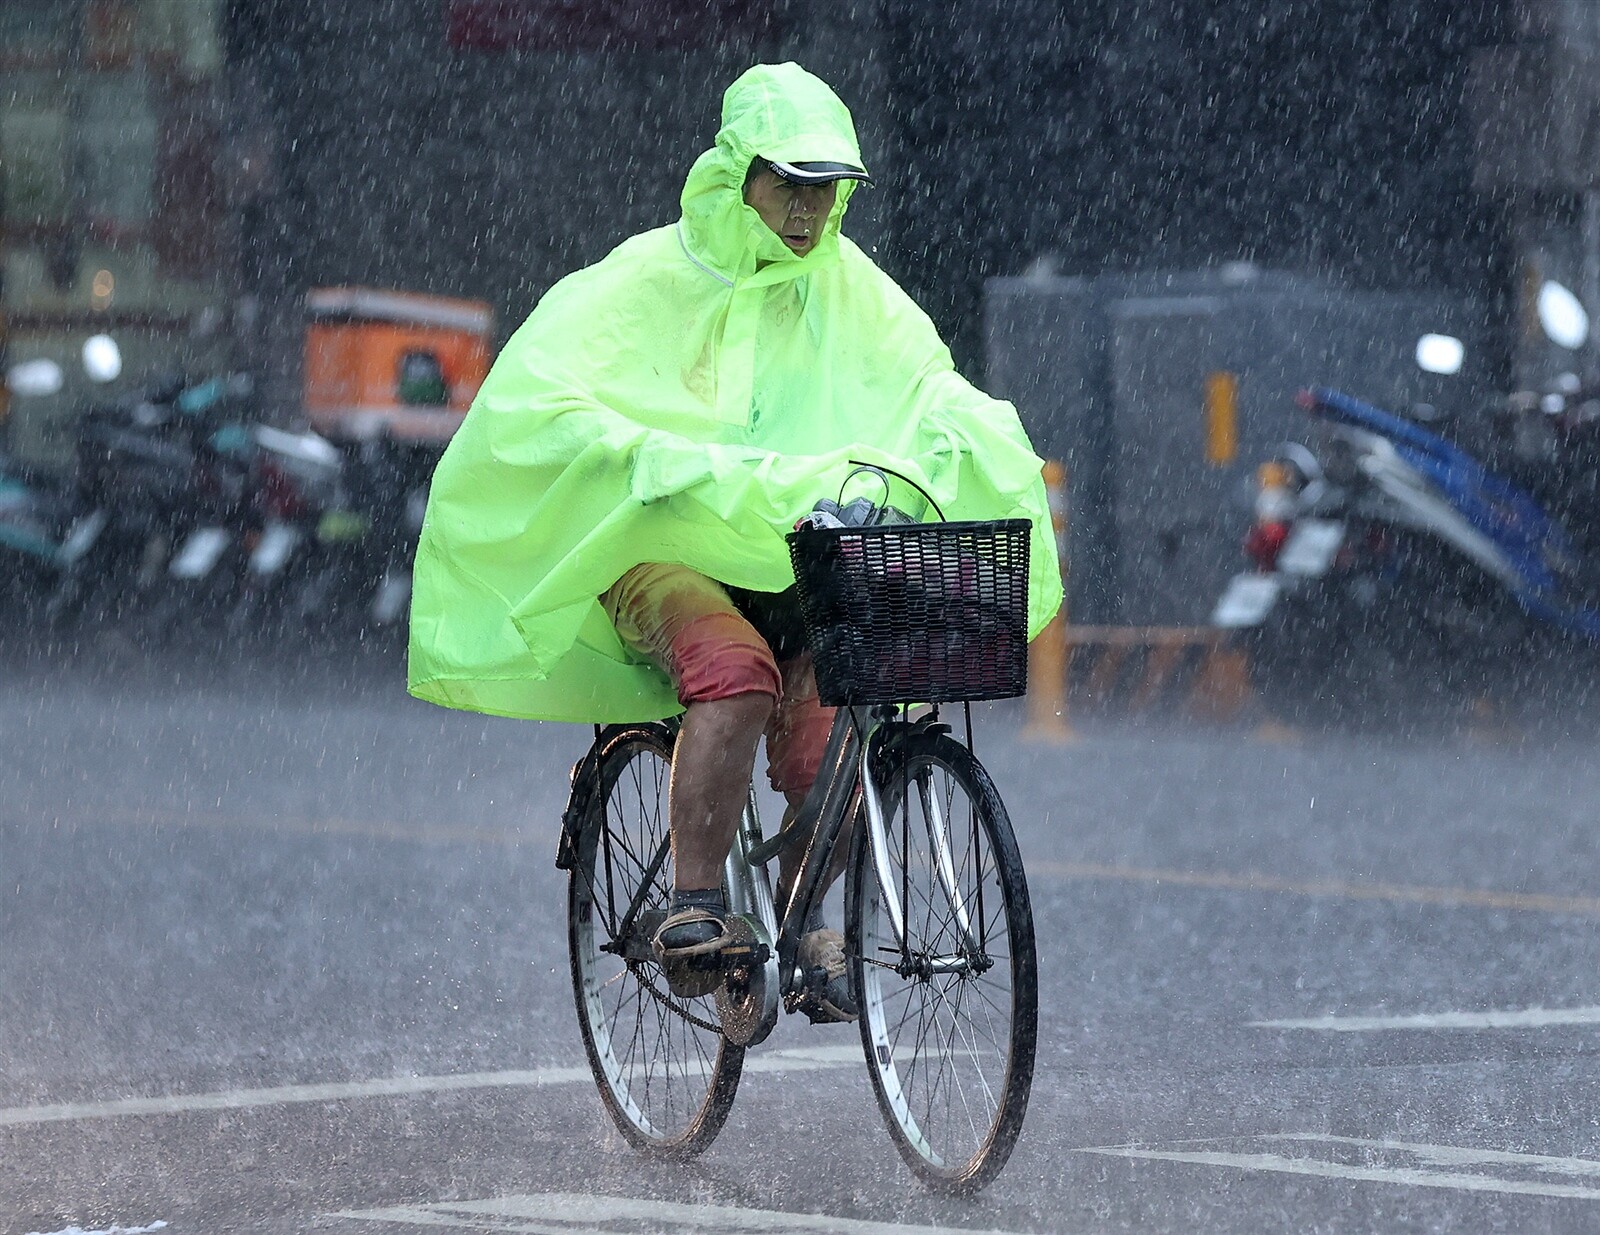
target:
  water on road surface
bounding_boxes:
[5,641,1600,1234]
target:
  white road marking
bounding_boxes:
[334,1192,1027,1234]
[1250,1005,1600,1031]
[1080,1133,1600,1200]
[1290,1134,1600,1174]
[0,1045,860,1130]
[27,1226,168,1235]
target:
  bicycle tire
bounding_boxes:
[846,729,1037,1193]
[567,722,743,1155]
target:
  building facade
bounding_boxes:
[2,0,233,465]
[2,0,1568,468]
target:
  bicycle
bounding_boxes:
[557,491,1039,1193]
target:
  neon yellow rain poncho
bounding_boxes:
[408,62,1063,722]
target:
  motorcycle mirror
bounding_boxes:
[1537,281,1589,349]
[5,358,64,397]
[82,334,122,383]
[1415,333,1465,375]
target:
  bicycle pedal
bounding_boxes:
[784,965,858,1025]
[783,967,829,1014]
[714,917,777,1047]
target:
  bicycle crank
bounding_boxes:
[714,913,779,1047]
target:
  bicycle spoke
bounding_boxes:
[852,732,1035,1192]
[569,726,742,1155]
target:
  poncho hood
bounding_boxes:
[408,62,1063,723]
[680,62,867,280]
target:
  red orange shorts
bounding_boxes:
[602,563,834,795]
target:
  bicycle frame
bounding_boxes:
[733,704,872,996]
[558,698,985,1040]
[562,499,1037,1187]
[727,701,981,1003]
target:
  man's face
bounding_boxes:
[743,167,838,257]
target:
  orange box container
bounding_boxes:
[303,287,493,443]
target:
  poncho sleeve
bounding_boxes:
[429,271,945,676]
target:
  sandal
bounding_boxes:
[793,928,859,1024]
[651,907,733,999]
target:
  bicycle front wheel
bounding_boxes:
[847,730,1038,1193]
[567,723,742,1156]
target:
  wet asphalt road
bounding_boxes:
[6,637,1600,1234]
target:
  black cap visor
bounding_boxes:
[765,159,873,187]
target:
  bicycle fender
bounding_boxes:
[555,720,682,871]
[555,730,610,871]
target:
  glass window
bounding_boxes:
[398,351,450,406]
[141,0,223,75]
[1,85,71,225]
[81,72,158,226]
[0,3,72,61]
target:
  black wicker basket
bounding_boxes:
[787,518,1032,706]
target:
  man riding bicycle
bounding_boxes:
[408,61,1062,1021]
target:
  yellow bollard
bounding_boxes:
[1204,371,1240,466]
[1024,459,1074,742]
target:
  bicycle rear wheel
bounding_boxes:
[847,729,1037,1193]
[567,723,742,1155]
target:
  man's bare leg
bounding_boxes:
[651,692,774,993]
[774,793,807,915]
[671,691,775,891]
[774,790,859,1022]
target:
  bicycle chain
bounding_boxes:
[632,962,726,1036]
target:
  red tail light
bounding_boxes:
[1245,520,1290,571]
[257,458,306,520]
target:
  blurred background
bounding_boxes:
[4,0,1599,723]
[12,8,1600,1228]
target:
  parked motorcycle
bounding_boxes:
[227,429,428,641]
[44,370,258,641]
[3,337,127,630]
[1213,366,1600,705]
[0,453,76,610]
[224,421,347,639]
[1476,282,1600,566]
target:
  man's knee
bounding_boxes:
[603,564,784,707]
[766,701,833,794]
[689,689,776,734]
[672,612,783,707]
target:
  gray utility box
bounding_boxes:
[985,266,1487,626]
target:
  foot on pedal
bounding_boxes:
[791,928,859,1024]
[651,907,731,999]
